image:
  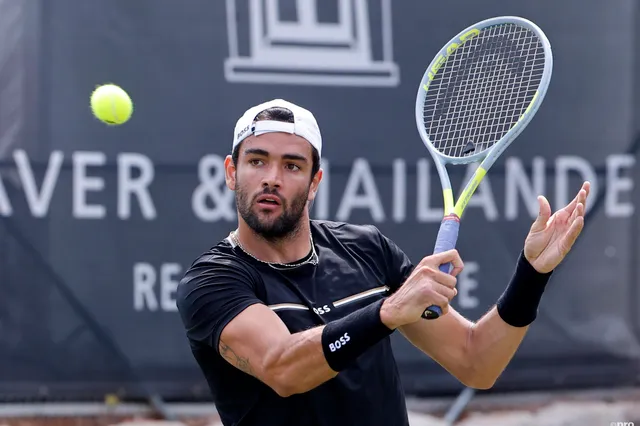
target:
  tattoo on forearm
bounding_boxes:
[219,339,253,375]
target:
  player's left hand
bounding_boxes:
[523,181,590,274]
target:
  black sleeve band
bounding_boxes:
[321,298,393,372]
[496,251,554,327]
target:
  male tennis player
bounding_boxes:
[176,99,589,426]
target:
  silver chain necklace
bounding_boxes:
[229,230,318,269]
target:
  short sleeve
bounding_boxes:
[176,255,263,354]
[373,228,415,293]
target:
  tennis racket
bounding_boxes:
[415,16,553,320]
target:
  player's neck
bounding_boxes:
[235,220,312,264]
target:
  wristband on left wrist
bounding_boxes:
[496,251,553,327]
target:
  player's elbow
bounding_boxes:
[461,374,497,390]
[452,358,498,389]
[262,352,303,398]
[269,377,298,398]
[265,370,305,398]
[458,364,499,390]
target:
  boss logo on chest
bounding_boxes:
[313,305,332,315]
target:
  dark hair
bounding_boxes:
[232,107,321,179]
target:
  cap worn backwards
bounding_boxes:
[232,99,322,158]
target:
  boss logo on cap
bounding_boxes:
[236,124,251,140]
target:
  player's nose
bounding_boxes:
[261,165,282,189]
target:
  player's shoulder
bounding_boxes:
[179,236,260,288]
[186,236,238,267]
[310,219,385,245]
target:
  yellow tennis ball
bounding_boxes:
[104,393,120,406]
[90,84,133,125]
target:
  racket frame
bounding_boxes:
[414,16,553,319]
[416,15,553,219]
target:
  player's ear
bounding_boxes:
[224,155,237,191]
[308,168,323,202]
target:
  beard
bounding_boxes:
[236,183,310,242]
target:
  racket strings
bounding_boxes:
[423,23,545,158]
[443,25,541,147]
[439,26,540,155]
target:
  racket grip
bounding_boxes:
[422,214,460,320]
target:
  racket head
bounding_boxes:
[415,16,553,169]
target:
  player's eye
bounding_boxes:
[249,159,264,166]
[285,163,301,171]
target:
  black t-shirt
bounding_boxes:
[176,220,415,426]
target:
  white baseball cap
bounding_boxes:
[232,99,322,158]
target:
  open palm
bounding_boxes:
[524,181,590,274]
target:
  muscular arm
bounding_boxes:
[399,305,527,389]
[178,254,392,399]
[176,258,338,397]
[218,303,337,397]
[376,227,530,389]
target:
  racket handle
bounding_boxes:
[422,214,460,320]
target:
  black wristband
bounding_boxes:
[321,298,393,372]
[496,251,553,327]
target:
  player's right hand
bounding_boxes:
[380,250,463,329]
